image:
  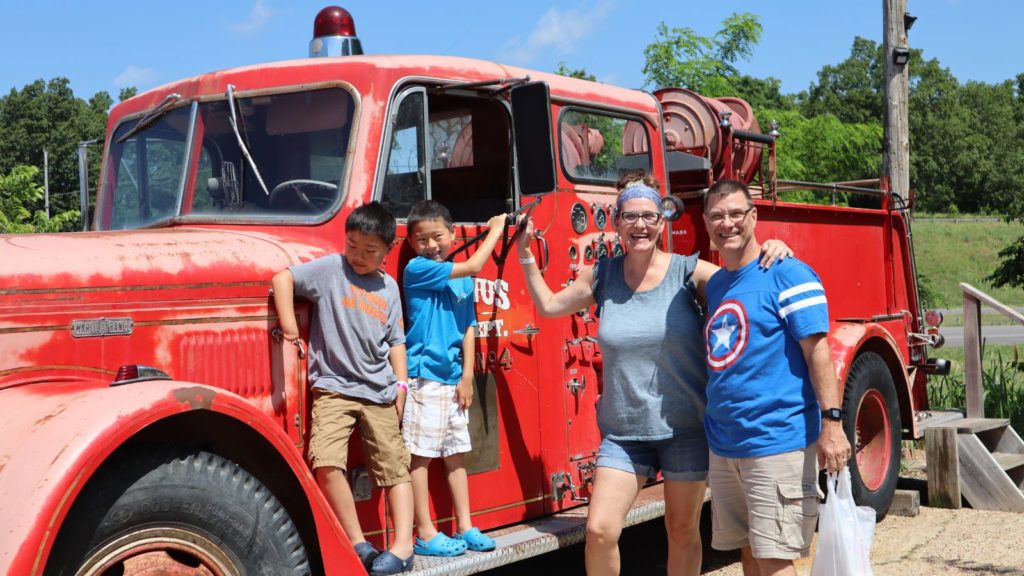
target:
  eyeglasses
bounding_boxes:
[617,211,662,225]
[706,206,754,225]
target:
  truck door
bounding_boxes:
[379,84,547,528]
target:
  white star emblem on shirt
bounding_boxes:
[711,317,736,352]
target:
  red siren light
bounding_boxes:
[313,6,356,37]
[310,6,364,57]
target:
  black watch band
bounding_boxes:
[821,408,844,421]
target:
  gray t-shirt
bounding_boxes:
[592,253,707,441]
[290,254,405,404]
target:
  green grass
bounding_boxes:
[912,217,1024,309]
[928,343,1024,433]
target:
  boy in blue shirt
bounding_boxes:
[273,202,415,575]
[402,201,505,556]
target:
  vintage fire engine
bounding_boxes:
[1,6,947,575]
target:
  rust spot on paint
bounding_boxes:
[173,386,216,409]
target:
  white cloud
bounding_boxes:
[114,65,157,88]
[500,0,615,65]
[229,0,273,35]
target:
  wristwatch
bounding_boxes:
[821,408,844,421]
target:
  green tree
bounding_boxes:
[801,37,884,124]
[554,62,596,82]
[759,108,883,200]
[642,13,762,96]
[0,78,110,226]
[0,165,80,233]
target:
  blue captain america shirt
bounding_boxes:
[703,257,830,458]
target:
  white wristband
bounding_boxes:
[519,256,536,265]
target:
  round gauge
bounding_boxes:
[584,245,595,262]
[568,245,578,262]
[612,242,624,256]
[571,203,588,234]
[597,242,609,259]
[593,206,607,230]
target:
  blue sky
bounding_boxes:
[0,1,1017,101]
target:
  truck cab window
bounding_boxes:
[381,88,511,222]
[559,109,651,184]
[99,87,354,229]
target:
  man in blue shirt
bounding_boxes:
[702,179,852,576]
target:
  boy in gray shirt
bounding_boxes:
[272,202,414,575]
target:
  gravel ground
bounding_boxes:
[703,505,1024,576]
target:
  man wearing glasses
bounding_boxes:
[700,179,852,576]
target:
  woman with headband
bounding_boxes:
[516,171,791,576]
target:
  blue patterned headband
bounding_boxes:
[617,183,660,209]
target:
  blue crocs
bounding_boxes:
[369,550,414,575]
[413,532,467,557]
[354,541,381,571]
[455,527,496,552]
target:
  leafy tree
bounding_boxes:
[730,74,796,111]
[554,62,596,82]
[801,37,884,124]
[642,13,762,96]
[0,165,80,233]
[758,108,882,203]
[0,78,110,226]
[119,86,138,102]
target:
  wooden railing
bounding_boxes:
[961,282,1024,417]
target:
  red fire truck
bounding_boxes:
[1,6,947,575]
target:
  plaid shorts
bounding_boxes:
[402,378,472,458]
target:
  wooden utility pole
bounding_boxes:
[883,0,910,202]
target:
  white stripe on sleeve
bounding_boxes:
[779,295,828,318]
[778,282,824,302]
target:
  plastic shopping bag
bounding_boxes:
[809,466,876,576]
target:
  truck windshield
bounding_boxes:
[98,86,355,229]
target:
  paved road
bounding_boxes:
[938,324,1024,347]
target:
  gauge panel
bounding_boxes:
[612,242,624,256]
[568,245,578,262]
[571,203,588,234]
[584,244,595,262]
[597,242,609,259]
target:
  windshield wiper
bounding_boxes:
[115,93,182,144]
[226,84,270,196]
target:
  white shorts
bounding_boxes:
[402,378,472,458]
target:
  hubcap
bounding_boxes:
[76,527,240,576]
[854,388,892,491]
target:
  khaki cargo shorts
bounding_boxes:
[708,444,823,560]
[308,388,411,487]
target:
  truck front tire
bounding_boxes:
[841,351,902,520]
[45,448,311,576]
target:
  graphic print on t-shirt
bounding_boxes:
[705,299,749,371]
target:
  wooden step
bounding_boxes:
[992,452,1024,472]
[957,434,1024,513]
[950,418,1010,434]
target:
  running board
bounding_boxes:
[405,482,686,576]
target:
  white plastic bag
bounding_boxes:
[810,466,876,576]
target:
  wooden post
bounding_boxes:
[883,0,910,202]
[963,289,983,418]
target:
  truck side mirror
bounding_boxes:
[510,82,556,195]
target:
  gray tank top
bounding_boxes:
[592,253,707,441]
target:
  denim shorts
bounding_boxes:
[596,433,708,482]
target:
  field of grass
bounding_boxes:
[912,217,1024,309]
[928,343,1024,432]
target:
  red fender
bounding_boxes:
[0,380,362,575]
[828,321,914,433]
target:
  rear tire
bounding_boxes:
[841,351,902,520]
[46,448,310,576]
